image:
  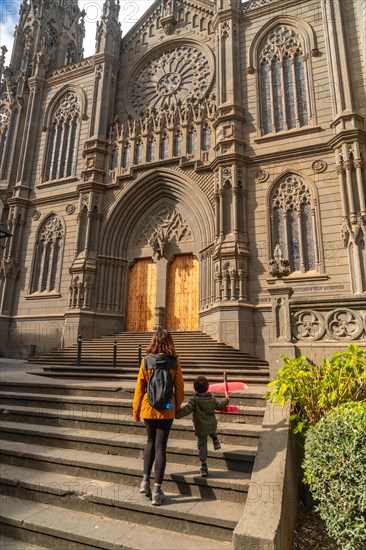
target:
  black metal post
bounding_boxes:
[113,337,117,368]
[138,344,142,367]
[77,334,82,366]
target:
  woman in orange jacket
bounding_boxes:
[132,329,184,505]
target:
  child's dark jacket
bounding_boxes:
[176,393,229,437]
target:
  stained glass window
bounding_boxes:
[260,26,309,135]
[188,127,196,154]
[44,92,80,181]
[174,131,182,157]
[31,215,64,294]
[147,137,156,162]
[135,140,143,165]
[202,125,211,151]
[122,142,131,168]
[160,134,169,159]
[271,175,316,274]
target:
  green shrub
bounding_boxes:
[265,344,366,434]
[303,402,366,550]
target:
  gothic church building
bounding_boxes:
[0,0,365,365]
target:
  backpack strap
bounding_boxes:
[144,355,178,371]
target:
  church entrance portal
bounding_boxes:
[126,254,199,332]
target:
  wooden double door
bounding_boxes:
[127,254,198,332]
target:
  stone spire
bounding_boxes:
[95,0,121,56]
[6,0,85,76]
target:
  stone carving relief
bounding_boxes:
[291,308,364,342]
[311,160,327,173]
[268,244,290,277]
[130,45,212,112]
[32,210,41,221]
[292,310,326,341]
[255,169,269,182]
[326,309,363,341]
[136,205,193,259]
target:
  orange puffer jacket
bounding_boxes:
[132,354,184,421]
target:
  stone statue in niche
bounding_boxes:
[268,244,290,277]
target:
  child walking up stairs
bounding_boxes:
[0,372,267,548]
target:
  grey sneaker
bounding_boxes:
[151,490,166,506]
[139,481,151,496]
[200,464,208,477]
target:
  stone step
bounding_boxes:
[0,381,267,407]
[0,392,265,424]
[0,464,241,543]
[0,441,250,502]
[0,495,233,549]
[0,535,48,550]
[0,421,256,472]
[0,405,263,446]
[31,370,270,385]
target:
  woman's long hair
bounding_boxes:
[146,329,177,356]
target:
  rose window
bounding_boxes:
[130,46,211,111]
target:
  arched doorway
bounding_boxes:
[98,169,215,333]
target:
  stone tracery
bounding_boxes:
[130,45,211,112]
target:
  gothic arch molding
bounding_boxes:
[266,171,324,274]
[248,15,317,69]
[42,84,88,128]
[29,211,66,295]
[101,169,215,258]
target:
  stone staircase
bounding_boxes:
[28,331,270,385]
[0,375,268,549]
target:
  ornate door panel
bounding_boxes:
[167,254,199,331]
[127,259,156,332]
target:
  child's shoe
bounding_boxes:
[213,438,221,450]
[139,481,151,496]
[151,490,166,506]
[200,463,208,477]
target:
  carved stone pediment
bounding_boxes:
[137,205,193,259]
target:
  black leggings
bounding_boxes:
[143,418,173,484]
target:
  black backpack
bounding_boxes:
[145,355,177,411]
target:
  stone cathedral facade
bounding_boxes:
[0,0,365,366]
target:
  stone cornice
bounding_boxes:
[242,0,307,18]
[290,295,366,308]
[27,191,79,206]
[251,141,334,164]
[328,129,366,150]
[45,58,94,87]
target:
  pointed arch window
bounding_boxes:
[0,107,10,177]
[122,141,131,168]
[202,124,211,151]
[147,137,156,162]
[46,25,58,67]
[270,175,318,274]
[134,139,143,165]
[44,92,80,181]
[174,130,182,157]
[160,133,169,160]
[188,127,196,155]
[17,27,32,70]
[30,215,64,294]
[110,144,118,169]
[65,42,76,65]
[260,26,309,135]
